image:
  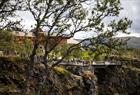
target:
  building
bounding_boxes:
[13,28,70,45]
[0,29,81,57]
[67,38,79,44]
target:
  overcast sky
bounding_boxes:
[17,0,140,37]
[119,0,140,37]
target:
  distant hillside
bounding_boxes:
[119,37,140,48]
[75,37,140,48]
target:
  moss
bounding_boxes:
[82,71,97,80]
[0,56,29,63]
[35,63,46,70]
[53,66,71,76]
[0,71,25,81]
[122,65,140,72]
[0,84,18,93]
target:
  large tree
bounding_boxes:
[26,0,131,65]
[24,0,132,94]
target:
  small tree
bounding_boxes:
[0,30,33,57]
[16,37,33,57]
[0,0,24,56]
[0,30,16,53]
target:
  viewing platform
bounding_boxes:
[58,61,122,68]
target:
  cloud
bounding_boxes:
[116,32,140,37]
[16,11,36,29]
[120,0,140,35]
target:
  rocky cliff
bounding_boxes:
[0,57,97,95]
[96,59,140,95]
[0,57,140,95]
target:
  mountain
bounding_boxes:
[74,37,140,48]
[119,37,140,48]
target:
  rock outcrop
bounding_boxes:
[0,57,97,95]
[0,57,139,95]
[96,59,140,95]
